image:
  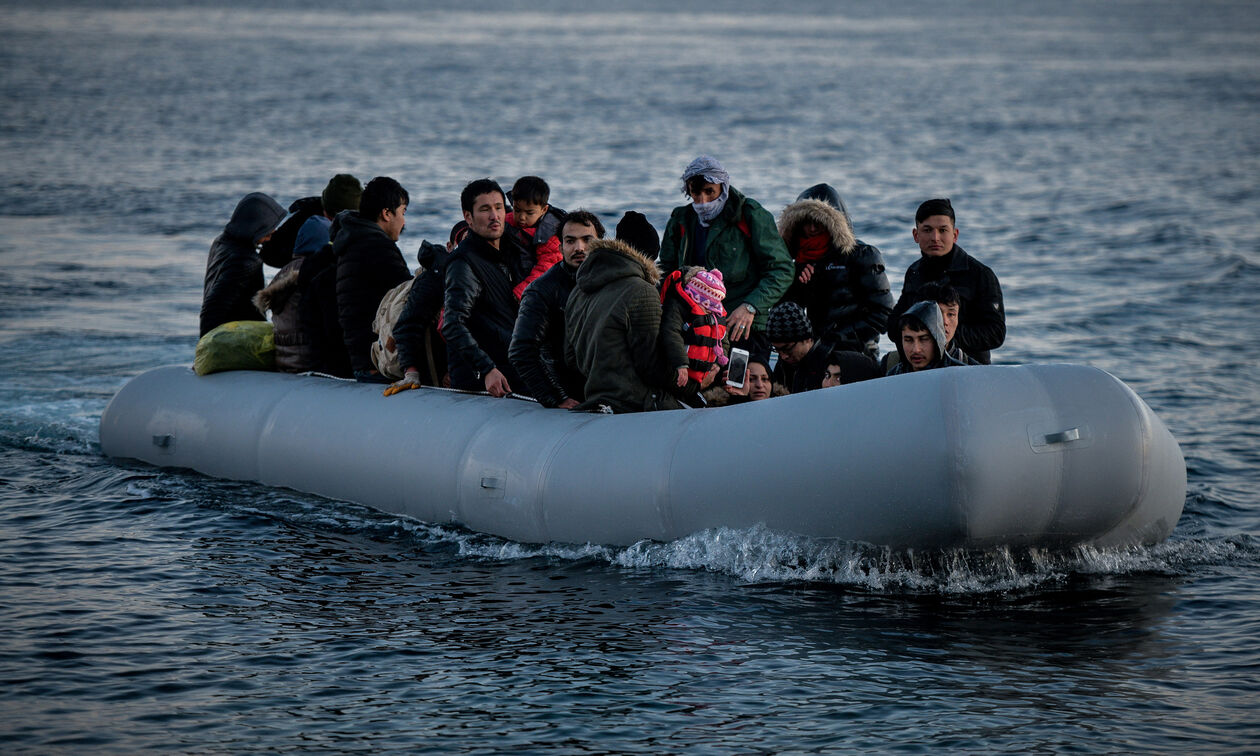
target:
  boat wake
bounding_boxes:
[219,486,1252,595]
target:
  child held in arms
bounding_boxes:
[660,267,728,402]
[506,175,567,299]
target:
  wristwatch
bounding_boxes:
[740,303,756,315]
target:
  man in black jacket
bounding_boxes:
[888,198,1005,364]
[442,178,527,397]
[509,210,604,408]
[333,176,412,381]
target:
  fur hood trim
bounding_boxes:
[581,238,662,287]
[777,199,856,255]
[252,264,300,314]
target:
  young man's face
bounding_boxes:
[688,181,722,205]
[747,362,772,400]
[901,328,938,371]
[937,302,960,343]
[380,202,407,242]
[512,200,547,229]
[771,339,812,366]
[821,364,843,388]
[464,192,506,243]
[912,215,958,257]
[560,221,598,268]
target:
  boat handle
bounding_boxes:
[1042,428,1081,445]
[481,477,502,490]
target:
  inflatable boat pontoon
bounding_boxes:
[99,364,1186,549]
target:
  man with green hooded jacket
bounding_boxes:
[565,238,682,414]
[658,156,794,351]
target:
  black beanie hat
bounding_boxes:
[322,174,363,217]
[616,211,660,258]
[765,301,813,343]
[915,198,954,225]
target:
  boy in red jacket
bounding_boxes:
[506,175,566,299]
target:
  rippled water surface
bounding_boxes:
[2,1,1259,752]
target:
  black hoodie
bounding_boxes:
[200,192,285,336]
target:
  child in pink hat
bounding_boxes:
[659,267,728,400]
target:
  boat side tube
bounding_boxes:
[99,364,1185,549]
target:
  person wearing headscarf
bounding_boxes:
[658,155,794,355]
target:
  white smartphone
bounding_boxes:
[726,348,750,388]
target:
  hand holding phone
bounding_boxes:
[726,348,750,388]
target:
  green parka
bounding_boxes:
[564,239,681,414]
[658,186,794,332]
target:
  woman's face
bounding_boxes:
[688,181,723,204]
[746,362,772,401]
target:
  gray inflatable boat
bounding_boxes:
[99,364,1186,549]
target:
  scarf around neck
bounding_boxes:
[794,232,830,263]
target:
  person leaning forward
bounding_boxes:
[200,192,286,337]
[658,155,794,354]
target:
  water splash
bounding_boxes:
[230,488,1252,595]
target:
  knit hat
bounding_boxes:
[766,301,813,343]
[322,174,363,217]
[685,268,726,315]
[615,211,660,257]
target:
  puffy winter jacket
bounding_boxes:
[332,211,412,378]
[778,196,894,357]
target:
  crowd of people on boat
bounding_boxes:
[199,156,1005,413]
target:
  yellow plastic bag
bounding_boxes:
[194,321,276,376]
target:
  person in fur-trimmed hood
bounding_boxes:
[565,239,682,413]
[778,183,894,360]
[886,300,972,375]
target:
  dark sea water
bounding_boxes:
[2,1,1259,752]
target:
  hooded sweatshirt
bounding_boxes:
[887,300,971,375]
[200,192,286,336]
